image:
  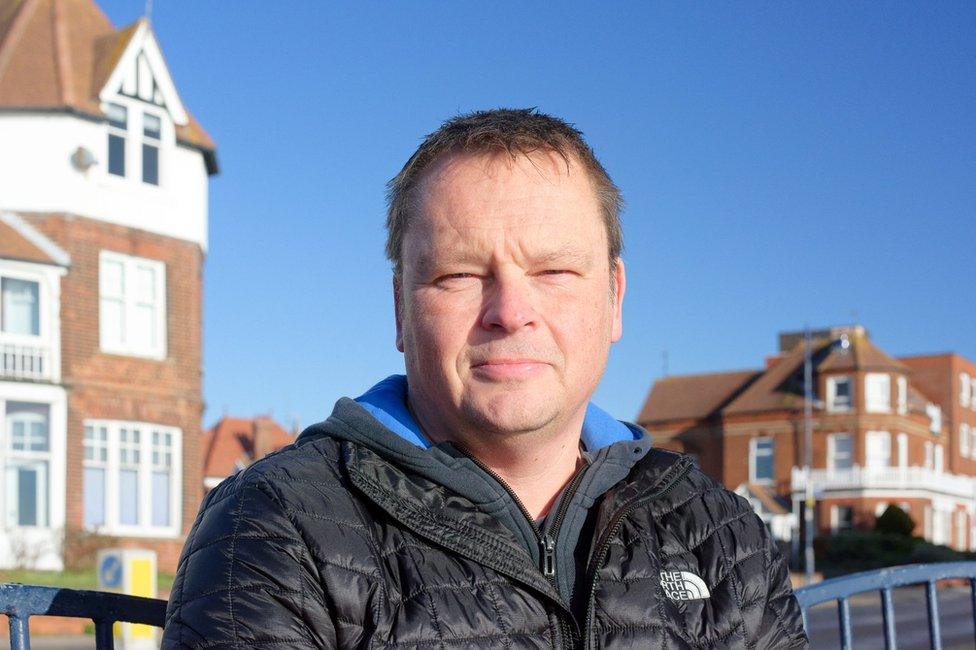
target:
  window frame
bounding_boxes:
[1,401,53,529]
[749,436,775,484]
[0,269,46,343]
[828,433,854,471]
[865,430,892,469]
[98,251,167,359]
[106,102,128,178]
[962,373,972,408]
[82,419,182,537]
[865,373,892,413]
[826,375,853,413]
[962,423,970,458]
[141,111,162,186]
[831,505,854,533]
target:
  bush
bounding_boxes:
[816,530,973,578]
[875,505,916,537]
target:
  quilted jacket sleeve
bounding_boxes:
[752,513,809,649]
[162,475,336,649]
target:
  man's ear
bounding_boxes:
[611,257,626,343]
[393,275,405,352]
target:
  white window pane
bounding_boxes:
[135,266,156,302]
[6,403,49,452]
[11,421,25,450]
[131,304,155,350]
[1,278,40,336]
[83,467,105,527]
[119,469,139,525]
[151,471,170,526]
[100,298,125,348]
[7,461,46,527]
[100,259,124,296]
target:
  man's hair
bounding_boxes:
[385,108,623,279]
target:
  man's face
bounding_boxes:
[395,150,625,442]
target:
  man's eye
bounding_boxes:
[435,273,477,285]
[540,269,573,276]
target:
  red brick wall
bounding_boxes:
[23,213,203,572]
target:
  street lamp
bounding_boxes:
[803,328,851,584]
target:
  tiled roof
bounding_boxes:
[642,330,932,423]
[0,212,69,265]
[202,416,296,480]
[637,369,760,424]
[0,0,216,161]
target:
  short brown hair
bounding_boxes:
[385,108,623,278]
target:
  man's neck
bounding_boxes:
[462,430,584,520]
[409,402,586,520]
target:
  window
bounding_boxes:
[865,373,891,413]
[865,431,891,469]
[142,112,161,185]
[971,426,976,460]
[828,433,853,471]
[749,437,774,483]
[962,373,972,408]
[1,278,39,336]
[897,376,907,415]
[971,377,976,412]
[897,433,908,468]
[99,251,166,358]
[826,376,852,412]
[83,420,181,534]
[831,505,854,532]
[4,402,50,527]
[962,423,970,458]
[926,403,942,434]
[935,444,944,473]
[106,103,127,177]
[924,441,933,469]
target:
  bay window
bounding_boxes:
[828,433,853,471]
[826,376,852,412]
[865,373,891,413]
[83,420,181,535]
[1,278,40,336]
[865,431,891,469]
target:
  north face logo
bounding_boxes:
[660,571,711,601]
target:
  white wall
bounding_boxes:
[0,112,208,250]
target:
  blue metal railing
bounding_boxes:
[0,583,167,649]
[794,561,976,650]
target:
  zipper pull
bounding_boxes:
[541,534,556,577]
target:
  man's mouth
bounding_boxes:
[471,359,549,380]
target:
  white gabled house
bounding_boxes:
[0,0,217,570]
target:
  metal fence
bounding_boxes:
[0,583,166,650]
[794,561,976,650]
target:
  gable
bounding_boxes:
[98,19,188,125]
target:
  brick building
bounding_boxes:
[0,0,216,571]
[639,326,976,554]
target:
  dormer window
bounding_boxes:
[107,103,127,177]
[142,112,161,185]
[826,376,852,412]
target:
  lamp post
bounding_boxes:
[803,327,815,584]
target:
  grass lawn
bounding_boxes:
[0,568,175,592]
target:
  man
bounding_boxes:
[163,109,807,648]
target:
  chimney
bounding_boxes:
[252,418,276,462]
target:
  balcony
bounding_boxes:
[791,465,976,500]
[0,341,51,381]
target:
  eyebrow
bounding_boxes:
[412,246,594,277]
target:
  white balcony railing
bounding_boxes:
[791,465,976,500]
[0,342,51,381]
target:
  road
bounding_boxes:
[806,585,975,649]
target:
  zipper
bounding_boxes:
[582,458,694,650]
[458,445,588,647]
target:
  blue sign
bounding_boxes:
[99,554,122,589]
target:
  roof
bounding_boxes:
[0,0,216,171]
[735,483,788,515]
[0,211,69,265]
[638,369,760,423]
[202,416,296,480]
[642,329,933,423]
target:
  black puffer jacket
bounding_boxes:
[163,405,807,649]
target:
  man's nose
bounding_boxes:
[481,274,538,333]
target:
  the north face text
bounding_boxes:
[660,571,711,601]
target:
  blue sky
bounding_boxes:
[101,1,975,429]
